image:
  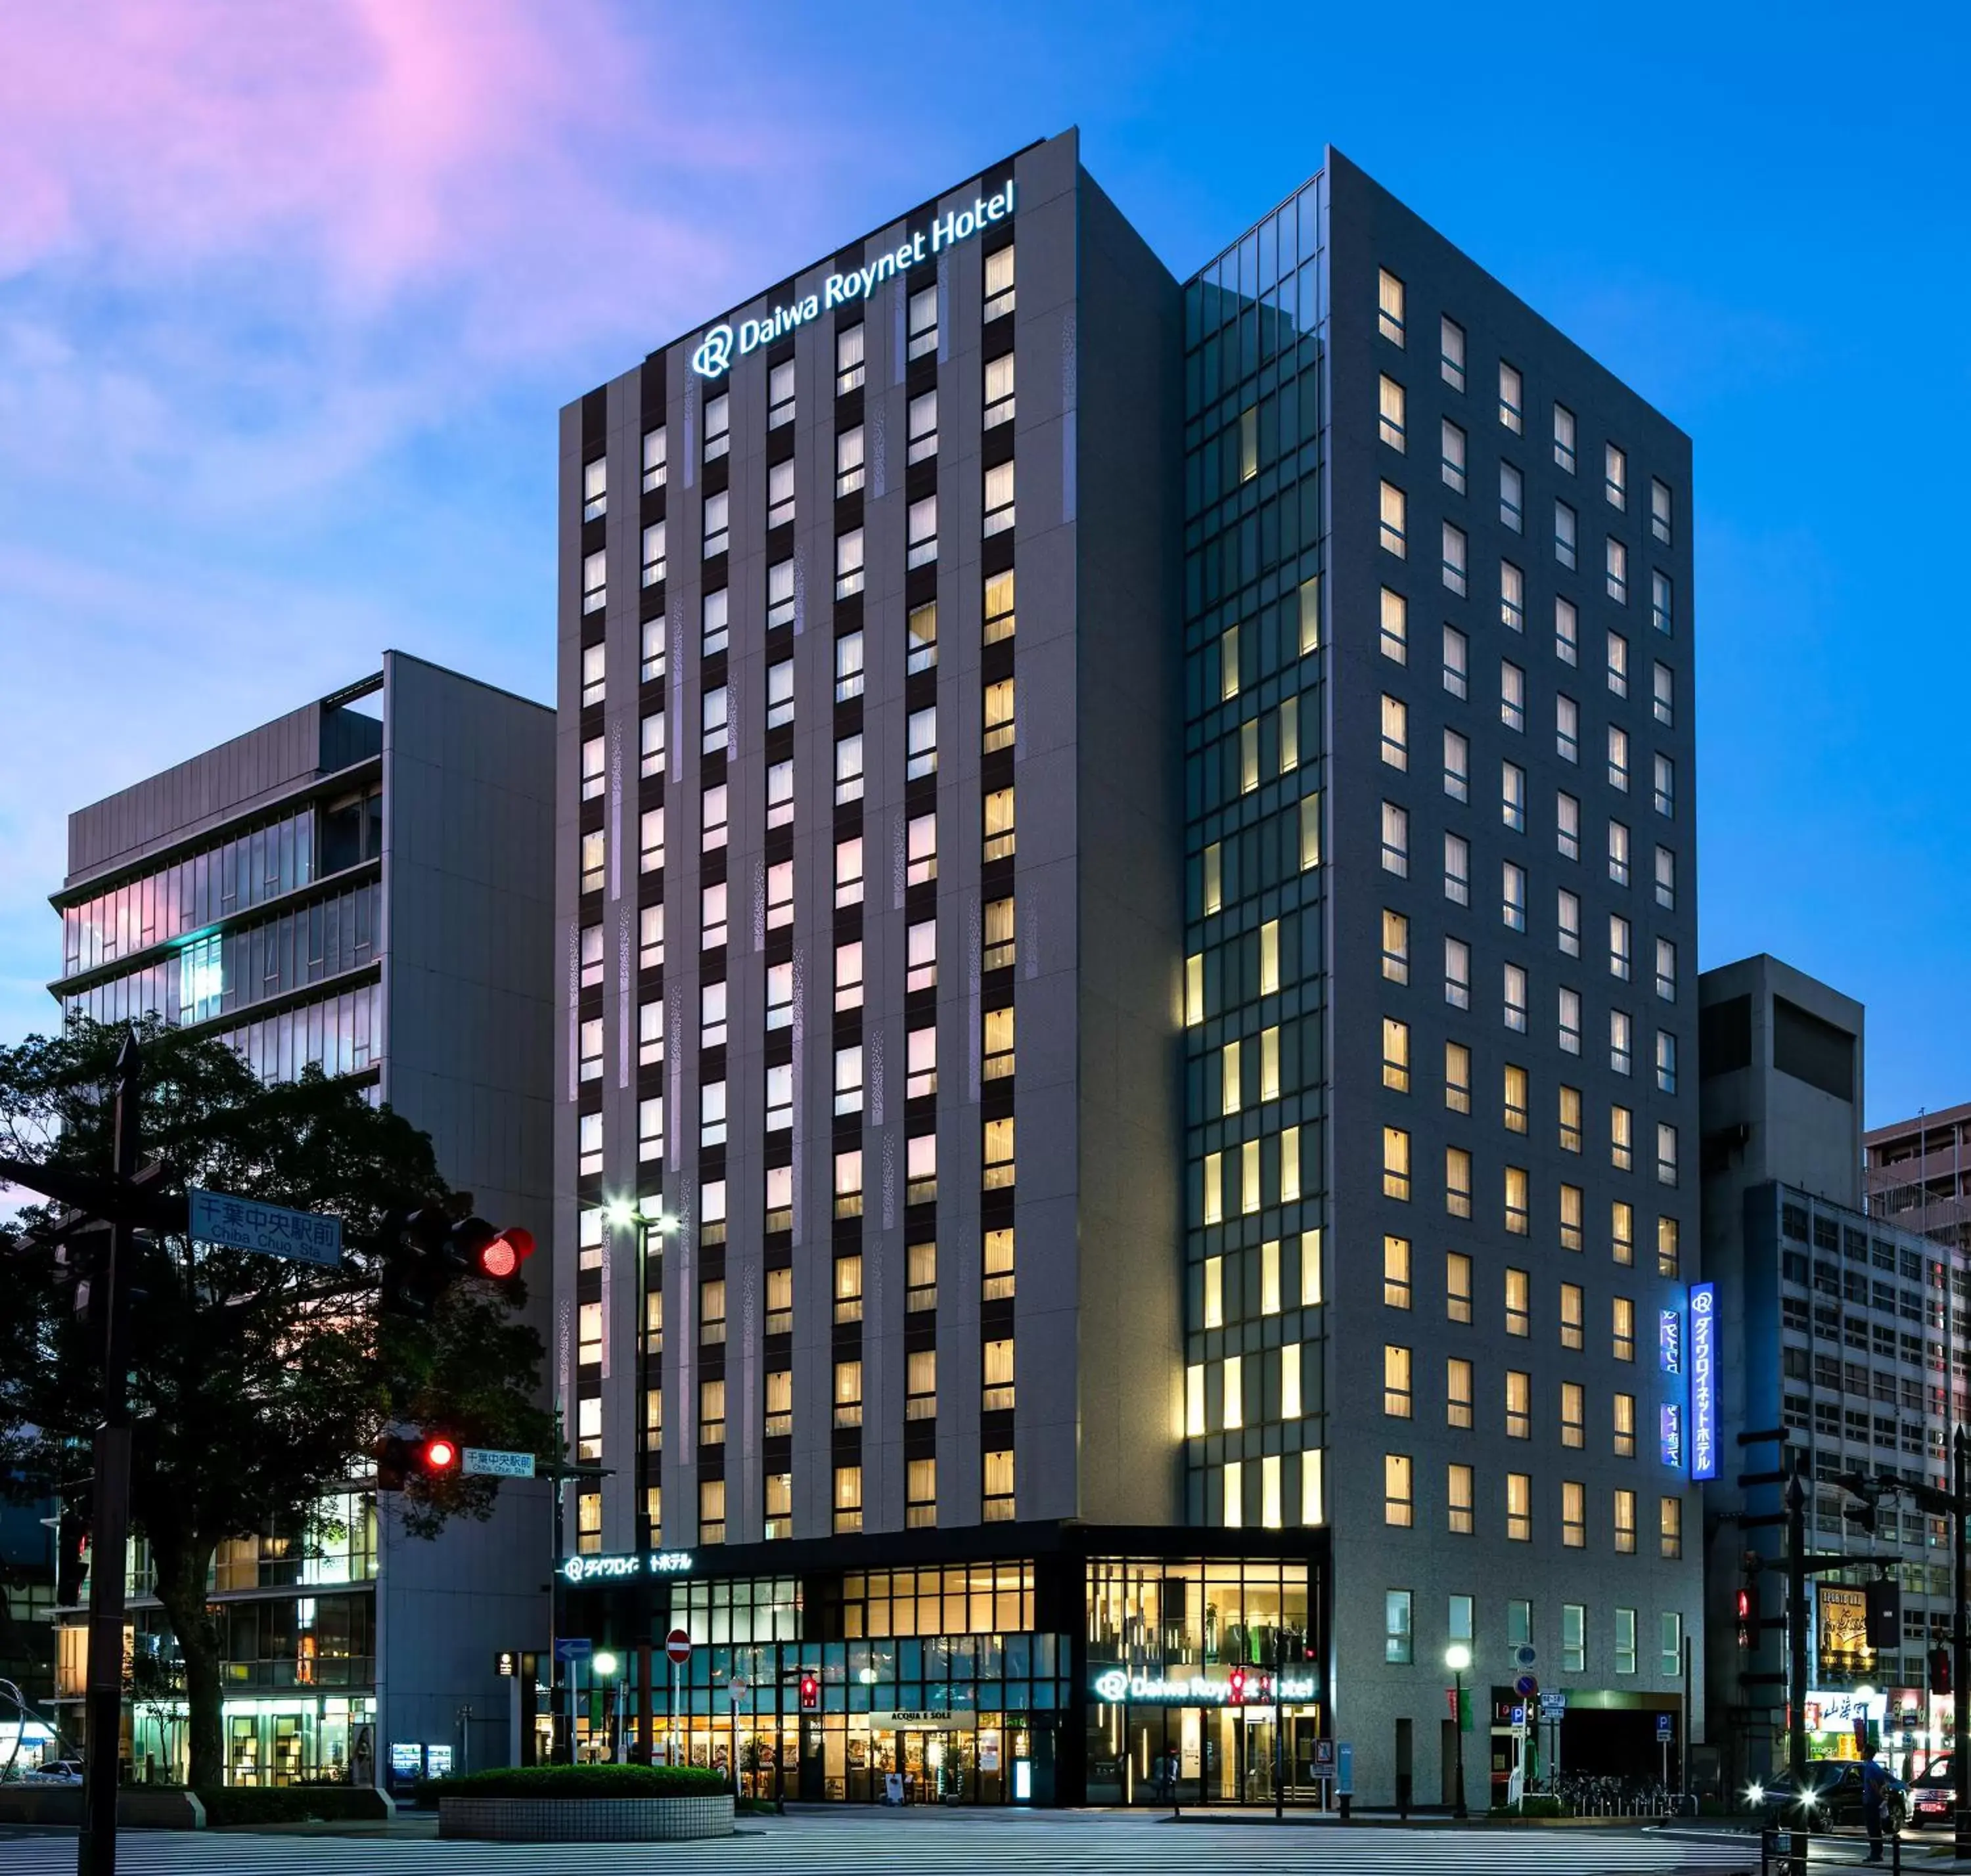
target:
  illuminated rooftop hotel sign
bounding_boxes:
[690,183,1016,379]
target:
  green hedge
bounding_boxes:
[197,1785,391,1827]
[433,1764,727,1799]
[1489,1794,1566,1818]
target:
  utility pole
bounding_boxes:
[78,1031,140,1876]
[1786,1465,1807,1781]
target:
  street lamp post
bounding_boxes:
[1445,1645,1471,1820]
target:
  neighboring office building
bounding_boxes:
[1865,1100,1971,1260]
[46,654,555,1786]
[552,127,1704,1808]
[1698,955,1960,1789]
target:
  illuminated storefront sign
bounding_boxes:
[1658,1308,1683,1374]
[1817,1585,1870,1678]
[1089,1668,1319,1707]
[560,1549,694,1585]
[690,183,1017,378]
[1660,1402,1683,1469]
[1689,1281,1718,1480]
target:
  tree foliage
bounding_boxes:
[0,1016,553,1786]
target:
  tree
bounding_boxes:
[0,1017,554,1790]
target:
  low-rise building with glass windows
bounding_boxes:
[47,654,555,1787]
[552,129,1702,1806]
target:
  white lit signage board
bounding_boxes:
[690,184,1016,379]
[560,1549,693,1584]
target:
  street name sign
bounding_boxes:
[189,1187,342,1266]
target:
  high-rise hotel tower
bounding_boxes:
[553,129,1701,1808]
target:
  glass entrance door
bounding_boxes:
[901,1729,972,1802]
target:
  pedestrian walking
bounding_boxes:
[1860,1745,1889,1864]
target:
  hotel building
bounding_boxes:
[553,129,1702,1806]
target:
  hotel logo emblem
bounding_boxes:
[691,323,735,379]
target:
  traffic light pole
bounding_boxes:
[79,1034,140,1876]
[1787,1467,1807,1782]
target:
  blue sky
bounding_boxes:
[2,0,1966,1126]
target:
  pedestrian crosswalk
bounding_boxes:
[0,1812,1766,1875]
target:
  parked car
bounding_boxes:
[1907,1755,1953,1829]
[26,1760,84,1786]
[1747,1762,1909,1832]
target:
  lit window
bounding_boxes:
[1558,887,1581,957]
[1506,1471,1531,1541]
[1606,535,1628,606]
[1379,481,1407,558]
[834,1042,863,1117]
[1555,594,1579,666]
[580,734,605,802]
[982,1005,1013,1083]
[1503,1062,1529,1134]
[984,677,1016,755]
[1439,315,1464,390]
[1657,1213,1681,1278]
[834,1148,863,1220]
[1443,623,1468,698]
[1558,986,1581,1056]
[1444,1040,1472,1113]
[1443,831,1470,905]
[641,616,666,685]
[1382,908,1409,984]
[581,641,606,708]
[1606,442,1627,511]
[907,599,939,675]
[1380,801,1409,876]
[578,1016,602,1084]
[703,392,729,462]
[835,424,866,498]
[1553,403,1576,475]
[1384,1344,1413,1418]
[983,896,1014,972]
[1554,499,1576,570]
[836,323,865,395]
[1378,268,1405,346]
[1384,1453,1413,1527]
[639,711,666,780]
[765,1063,792,1133]
[702,489,729,558]
[1613,1295,1635,1362]
[983,460,1016,535]
[768,359,795,428]
[1614,1390,1636,1456]
[1562,1481,1586,1549]
[640,805,665,872]
[832,1464,862,1535]
[834,836,863,909]
[1499,460,1523,533]
[1447,1251,1473,1324]
[638,997,664,1068]
[1382,1126,1411,1201]
[1506,1368,1531,1439]
[636,905,662,973]
[765,658,794,729]
[1612,1009,1633,1076]
[1445,1146,1472,1218]
[1559,1084,1583,1154]
[1615,1488,1637,1554]
[906,812,936,886]
[834,732,865,807]
[1441,417,1466,493]
[1661,1499,1684,1563]
[581,549,606,615]
[984,1336,1016,1412]
[1656,1122,1679,1187]
[1444,936,1470,1009]
[1608,725,1630,792]
[1380,586,1408,663]
[1505,1267,1530,1337]
[907,705,938,781]
[908,388,939,462]
[579,829,604,895]
[701,683,728,756]
[1382,1017,1410,1092]
[909,281,939,359]
[907,493,938,569]
[1379,374,1407,452]
[1441,520,1467,596]
[1610,913,1633,983]
[765,760,793,832]
[1501,558,1524,632]
[1498,361,1522,433]
[1500,658,1524,732]
[984,1115,1016,1190]
[767,458,795,529]
[984,353,1016,428]
[1504,1164,1529,1236]
[984,244,1016,321]
[1259,920,1280,994]
[834,527,865,599]
[1502,761,1526,832]
[641,424,667,493]
[1380,693,1408,769]
[1611,1103,1634,1172]
[1443,727,1469,802]
[578,1111,602,1178]
[984,786,1015,863]
[1447,1463,1474,1534]
[1384,1235,1411,1308]
[982,1448,1014,1522]
[582,458,607,524]
[984,570,1016,645]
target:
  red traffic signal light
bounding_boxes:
[1932,1646,1953,1695]
[375,1432,462,1490]
[799,1672,820,1712]
[422,1437,459,1474]
[476,1226,535,1281]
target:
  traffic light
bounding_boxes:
[1835,1469,1882,1534]
[378,1199,537,1317]
[1866,1576,1902,1655]
[454,1217,537,1287]
[1735,1588,1754,1651]
[798,1671,820,1712]
[374,1432,463,1491]
[1738,1550,1763,1651]
[1931,1646,1953,1696]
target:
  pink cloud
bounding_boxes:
[0,0,803,324]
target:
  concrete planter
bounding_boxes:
[0,1787,205,1829]
[438,1791,734,1842]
